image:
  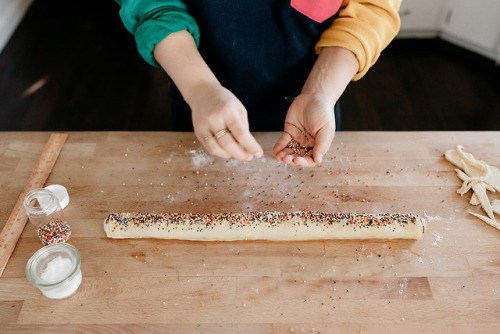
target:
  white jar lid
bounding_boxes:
[44,185,70,209]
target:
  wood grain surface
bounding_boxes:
[1,131,499,333]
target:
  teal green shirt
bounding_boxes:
[116,0,200,67]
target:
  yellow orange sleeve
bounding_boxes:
[315,0,402,80]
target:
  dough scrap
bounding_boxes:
[492,200,500,215]
[104,211,423,241]
[455,169,495,220]
[445,145,500,229]
[445,145,500,191]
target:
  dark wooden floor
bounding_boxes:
[1,0,499,131]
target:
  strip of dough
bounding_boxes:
[468,211,500,231]
[455,169,496,220]
[104,211,423,241]
[445,145,500,192]
[493,200,500,215]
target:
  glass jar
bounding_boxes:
[23,188,71,245]
[26,243,82,299]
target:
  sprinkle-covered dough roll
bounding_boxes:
[104,211,423,241]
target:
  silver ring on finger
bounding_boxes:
[214,129,230,140]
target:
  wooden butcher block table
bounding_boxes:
[1,131,500,333]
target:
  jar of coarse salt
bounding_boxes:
[26,243,82,299]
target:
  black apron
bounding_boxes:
[170,0,340,131]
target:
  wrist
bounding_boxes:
[153,30,221,105]
[184,80,222,108]
[301,47,359,103]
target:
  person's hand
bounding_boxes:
[153,31,262,161]
[273,92,335,167]
[273,46,359,167]
[190,82,263,161]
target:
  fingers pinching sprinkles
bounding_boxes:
[286,138,313,156]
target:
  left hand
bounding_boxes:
[273,92,336,167]
[273,46,359,167]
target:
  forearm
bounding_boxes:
[302,46,359,103]
[117,0,200,67]
[316,0,401,80]
[154,30,263,161]
[153,30,220,104]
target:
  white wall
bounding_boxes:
[440,0,500,62]
[398,0,500,62]
[398,0,448,38]
[0,0,34,53]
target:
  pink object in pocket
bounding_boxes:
[291,0,343,23]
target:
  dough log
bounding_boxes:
[104,211,423,241]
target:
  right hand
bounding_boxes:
[189,82,263,161]
[153,30,262,160]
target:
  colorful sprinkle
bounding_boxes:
[38,221,71,245]
[286,139,312,156]
[107,211,420,235]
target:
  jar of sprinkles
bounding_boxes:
[26,243,82,299]
[23,188,71,245]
